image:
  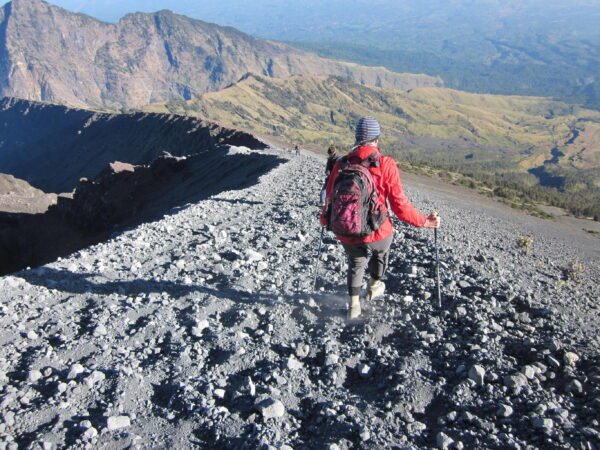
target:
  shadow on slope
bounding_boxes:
[0,97,267,193]
[0,148,284,276]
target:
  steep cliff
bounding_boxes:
[0,97,266,192]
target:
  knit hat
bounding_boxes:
[355,116,380,145]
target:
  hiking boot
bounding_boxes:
[348,295,361,319]
[368,278,385,301]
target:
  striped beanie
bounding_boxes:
[355,116,381,145]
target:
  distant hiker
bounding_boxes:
[321,145,339,204]
[325,145,339,175]
[294,144,300,156]
[320,116,440,319]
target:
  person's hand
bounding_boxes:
[319,212,328,227]
[423,212,440,228]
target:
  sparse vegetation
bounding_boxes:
[147,75,600,221]
[561,259,585,283]
[517,235,534,255]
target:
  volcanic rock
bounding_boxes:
[107,416,131,431]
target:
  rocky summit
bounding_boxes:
[0,145,598,449]
[0,0,440,110]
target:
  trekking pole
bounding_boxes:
[312,226,326,293]
[433,215,442,309]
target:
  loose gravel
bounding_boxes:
[0,146,598,449]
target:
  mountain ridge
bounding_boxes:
[0,96,267,192]
[146,74,600,219]
[0,0,441,110]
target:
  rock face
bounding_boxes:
[0,101,283,275]
[0,174,56,213]
[0,149,284,275]
[0,0,441,110]
[0,97,266,193]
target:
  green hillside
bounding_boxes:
[147,74,600,219]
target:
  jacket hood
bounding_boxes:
[348,145,381,160]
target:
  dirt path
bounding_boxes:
[0,147,598,450]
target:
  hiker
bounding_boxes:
[325,145,339,175]
[320,116,440,319]
[294,144,300,156]
[321,145,339,204]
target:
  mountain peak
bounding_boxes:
[8,0,49,11]
[0,0,441,109]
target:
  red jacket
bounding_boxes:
[321,145,427,245]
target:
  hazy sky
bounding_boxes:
[5,0,211,22]
[3,0,599,43]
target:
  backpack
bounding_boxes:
[327,152,387,237]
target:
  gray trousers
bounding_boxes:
[342,234,393,296]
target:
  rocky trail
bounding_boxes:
[0,146,598,449]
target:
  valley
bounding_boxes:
[147,75,600,220]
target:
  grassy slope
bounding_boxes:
[145,74,600,218]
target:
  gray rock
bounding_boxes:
[446,411,458,423]
[67,364,85,380]
[84,370,105,387]
[83,427,98,440]
[246,377,256,397]
[404,265,418,275]
[286,355,303,371]
[532,417,553,430]
[191,319,210,337]
[213,388,226,399]
[359,427,371,442]
[521,365,538,380]
[497,404,514,418]
[27,370,43,383]
[3,411,15,427]
[436,432,454,450]
[257,398,285,419]
[26,330,39,340]
[245,249,264,263]
[408,421,427,434]
[468,365,486,386]
[563,352,579,366]
[324,354,339,366]
[504,373,528,393]
[94,324,107,336]
[295,343,310,359]
[581,427,600,439]
[565,379,583,395]
[547,356,561,369]
[107,415,131,431]
[358,363,373,379]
